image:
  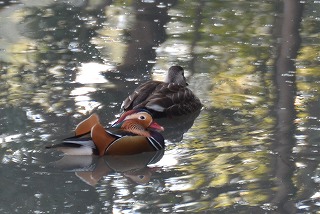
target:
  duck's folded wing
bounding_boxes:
[142,84,202,115]
[121,81,162,110]
[46,137,97,155]
[62,137,96,148]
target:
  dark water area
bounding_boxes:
[0,0,320,213]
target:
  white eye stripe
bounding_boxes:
[124,112,151,121]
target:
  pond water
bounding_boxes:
[1,0,320,213]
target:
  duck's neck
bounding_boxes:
[165,74,187,86]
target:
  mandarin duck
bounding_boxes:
[121,65,202,118]
[46,109,165,156]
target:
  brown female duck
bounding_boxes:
[121,66,202,118]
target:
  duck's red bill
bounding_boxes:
[149,121,164,131]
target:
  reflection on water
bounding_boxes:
[71,62,114,114]
[1,0,320,213]
[50,150,164,186]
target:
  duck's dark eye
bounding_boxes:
[139,175,145,179]
[139,115,146,120]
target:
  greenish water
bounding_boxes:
[0,0,320,213]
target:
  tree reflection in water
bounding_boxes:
[0,0,320,213]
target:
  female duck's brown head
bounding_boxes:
[165,65,188,86]
[112,109,164,137]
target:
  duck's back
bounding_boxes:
[122,81,202,118]
[122,81,163,110]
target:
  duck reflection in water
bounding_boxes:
[121,66,202,142]
[51,150,164,186]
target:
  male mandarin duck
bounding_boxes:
[46,109,165,156]
[121,65,202,118]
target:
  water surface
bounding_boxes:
[1,0,320,213]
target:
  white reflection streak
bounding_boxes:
[25,109,45,123]
[76,63,110,84]
[0,134,22,144]
[71,62,112,114]
[166,176,193,191]
[152,149,179,167]
[158,41,190,56]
